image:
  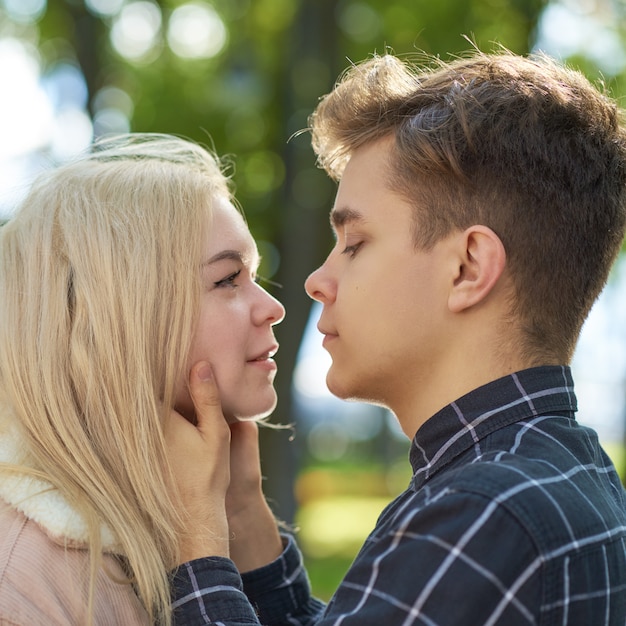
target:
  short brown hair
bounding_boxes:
[310,51,626,362]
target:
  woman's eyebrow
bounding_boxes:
[202,250,244,266]
[202,248,259,268]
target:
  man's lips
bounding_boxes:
[321,334,338,348]
[317,326,338,348]
[317,323,338,338]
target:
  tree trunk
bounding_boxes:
[260,0,340,524]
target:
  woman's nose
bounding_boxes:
[258,285,285,326]
[270,295,286,326]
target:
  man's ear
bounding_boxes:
[448,225,506,314]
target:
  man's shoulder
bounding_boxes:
[429,438,626,552]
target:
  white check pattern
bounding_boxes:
[172,366,626,625]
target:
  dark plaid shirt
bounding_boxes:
[171,366,626,625]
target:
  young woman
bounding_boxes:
[0,133,284,625]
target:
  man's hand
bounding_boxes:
[165,361,231,563]
[165,360,283,570]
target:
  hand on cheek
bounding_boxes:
[164,361,231,563]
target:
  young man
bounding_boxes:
[168,50,626,625]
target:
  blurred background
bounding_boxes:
[1,0,626,599]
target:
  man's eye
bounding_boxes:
[342,242,362,257]
[214,269,241,287]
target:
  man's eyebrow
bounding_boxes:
[329,207,365,229]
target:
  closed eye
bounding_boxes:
[342,242,363,258]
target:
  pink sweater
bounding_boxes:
[0,414,149,625]
[0,500,149,625]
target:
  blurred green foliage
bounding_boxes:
[29,0,548,255]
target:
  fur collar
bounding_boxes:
[0,408,117,551]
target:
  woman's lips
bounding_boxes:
[247,344,279,368]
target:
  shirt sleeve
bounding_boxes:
[170,492,541,626]
[241,534,326,625]
[170,535,326,626]
[170,556,260,625]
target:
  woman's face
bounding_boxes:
[175,198,285,423]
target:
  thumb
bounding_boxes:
[189,361,224,432]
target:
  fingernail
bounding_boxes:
[196,362,212,381]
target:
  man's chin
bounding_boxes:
[326,374,374,405]
[325,372,353,401]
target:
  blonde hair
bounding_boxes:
[0,133,232,624]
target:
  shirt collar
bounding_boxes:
[409,365,576,488]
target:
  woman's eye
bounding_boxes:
[342,242,362,258]
[214,269,241,288]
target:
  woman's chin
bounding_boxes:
[225,414,263,424]
[223,400,277,424]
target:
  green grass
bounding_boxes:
[304,554,355,601]
[294,463,406,602]
[603,441,626,482]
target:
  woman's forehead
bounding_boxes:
[205,198,258,261]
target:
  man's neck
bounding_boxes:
[393,341,554,440]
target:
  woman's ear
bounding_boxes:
[448,225,506,314]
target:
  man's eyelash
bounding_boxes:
[342,242,362,257]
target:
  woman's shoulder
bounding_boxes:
[0,500,148,625]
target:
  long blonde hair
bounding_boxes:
[0,133,232,624]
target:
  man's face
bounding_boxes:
[305,137,455,421]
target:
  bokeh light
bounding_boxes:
[110,1,163,62]
[85,0,125,18]
[294,351,331,400]
[3,0,46,23]
[336,1,381,43]
[43,63,89,111]
[92,86,134,136]
[256,239,281,280]
[307,423,349,462]
[49,108,93,162]
[167,2,228,59]
[41,63,93,160]
[0,38,52,158]
[534,0,626,75]
[240,150,285,197]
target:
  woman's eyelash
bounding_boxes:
[213,270,284,290]
[255,275,283,289]
[214,269,241,287]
